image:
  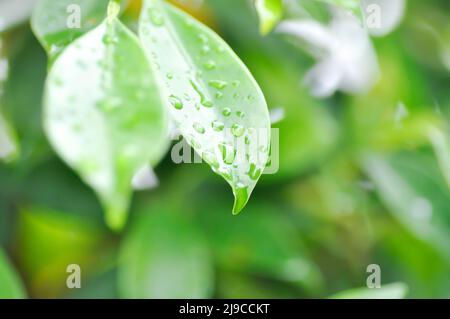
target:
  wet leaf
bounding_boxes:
[44,4,169,230]
[0,249,26,299]
[255,0,283,35]
[139,0,271,214]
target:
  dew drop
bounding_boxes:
[211,120,225,132]
[203,60,216,70]
[149,8,164,26]
[102,34,118,45]
[169,95,183,110]
[236,111,245,118]
[231,123,245,137]
[208,80,228,90]
[222,108,232,117]
[193,122,206,134]
[247,163,261,181]
[219,143,236,165]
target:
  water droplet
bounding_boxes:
[236,111,245,118]
[166,72,174,80]
[102,34,118,45]
[97,97,122,112]
[193,122,206,134]
[222,108,232,117]
[231,124,245,137]
[53,77,63,86]
[202,100,213,108]
[232,80,240,87]
[211,120,225,132]
[198,34,208,43]
[259,145,267,153]
[169,95,183,110]
[219,142,236,165]
[203,60,216,70]
[208,80,227,90]
[201,45,211,55]
[247,163,261,181]
[215,92,224,99]
[190,79,213,107]
[149,8,164,26]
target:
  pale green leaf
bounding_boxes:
[0,249,26,299]
[139,0,271,214]
[31,0,127,59]
[255,0,284,35]
[330,282,408,299]
[118,208,213,298]
[44,5,169,231]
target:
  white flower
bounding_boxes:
[277,10,380,98]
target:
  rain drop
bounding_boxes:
[193,122,206,134]
[211,120,225,132]
[231,124,245,137]
[169,95,183,110]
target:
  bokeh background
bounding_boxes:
[0,0,449,298]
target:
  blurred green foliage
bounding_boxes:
[0,0,449,299]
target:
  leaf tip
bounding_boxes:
[104,200,129,232]
[232,186,250,215]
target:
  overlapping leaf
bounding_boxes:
[0,249,26,299]
[43,3,168,230]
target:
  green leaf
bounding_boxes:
[255,0,284,35]
[118,207,213,298]
[43,4,169,231]
[0,249,26,299]
[364,153,450,261]
[330,282,408,299]
[32,0,127,59]
[139,0,271,214]
[16,206,109,298]
[2,32,48,166]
